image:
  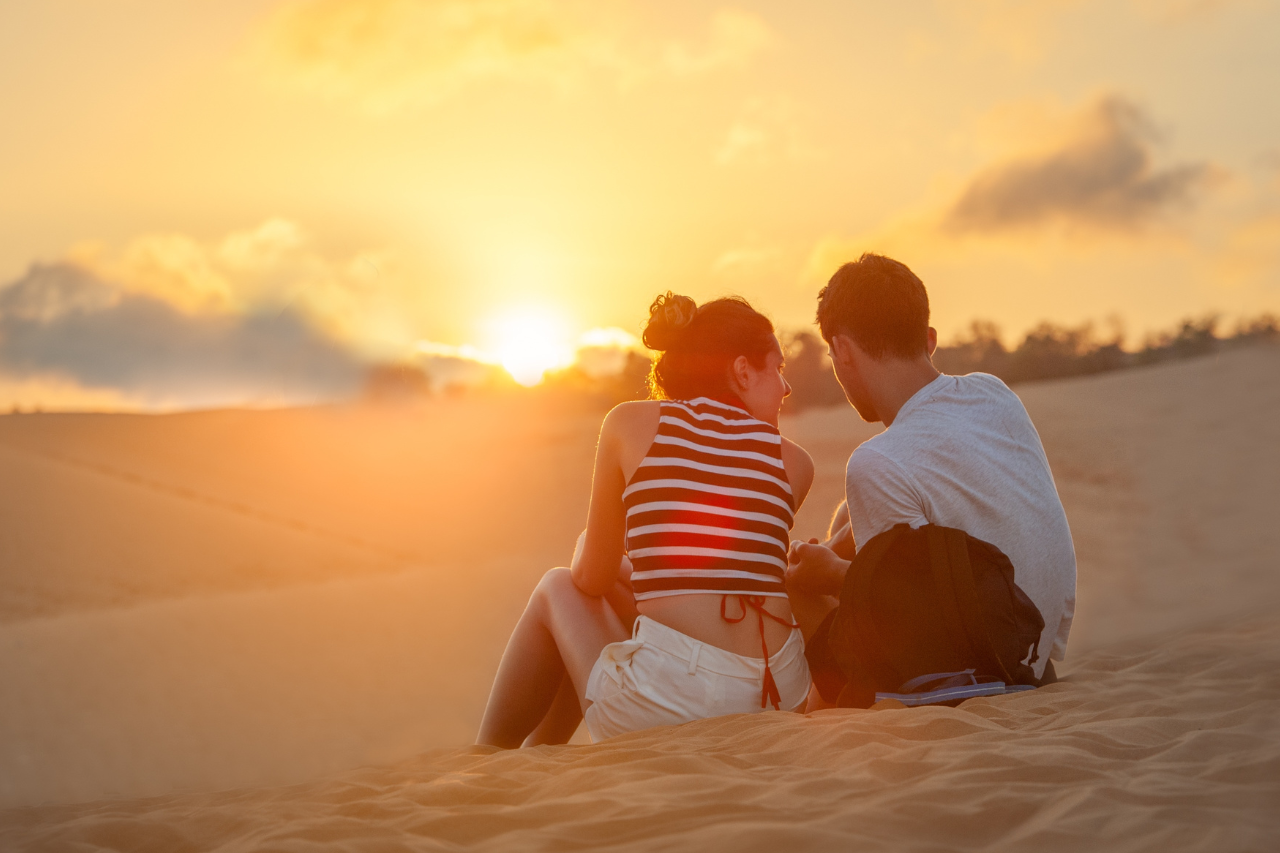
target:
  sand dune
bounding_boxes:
[4,616,1277,851]
[1,347,1278,849]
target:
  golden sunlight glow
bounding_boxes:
[485,307,576,387]
[2,2,1279,412]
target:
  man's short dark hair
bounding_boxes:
[816,253,930,359]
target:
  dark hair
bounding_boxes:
[816,253,930,359]
[642,292,776,401]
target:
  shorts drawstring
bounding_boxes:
[721,595,800,710]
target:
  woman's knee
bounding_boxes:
[530,567,576,613]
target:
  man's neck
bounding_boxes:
[872,359,941,427]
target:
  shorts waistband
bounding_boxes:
[632,615,803,680]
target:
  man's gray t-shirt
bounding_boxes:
[845,372,1076,676]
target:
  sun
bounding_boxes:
[485,307,576,387]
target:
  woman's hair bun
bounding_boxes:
[640,290,701,348]
[642,292,698,351]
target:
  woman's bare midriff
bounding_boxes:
[636,593,797,658]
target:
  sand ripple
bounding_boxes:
[5,616,1277,852]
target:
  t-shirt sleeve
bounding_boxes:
[845,446,928,553]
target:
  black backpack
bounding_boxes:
[807,523,1046,708]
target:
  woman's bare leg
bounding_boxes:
[522,674,583,746]
[476,568,629,748]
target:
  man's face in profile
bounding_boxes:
[827,335,880,423]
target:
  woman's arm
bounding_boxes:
[570,402,656,597]
[568,530,636,626]
[780,436,816,512]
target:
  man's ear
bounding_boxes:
[731,354,752,391]
[926,327,938,357]
[829,334,854,365]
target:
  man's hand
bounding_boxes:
[785,538,850,598]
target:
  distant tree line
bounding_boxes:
[538,350,654,408]
[363,314,1278,411]
[780,313,1279,413]
[362,350,654,408]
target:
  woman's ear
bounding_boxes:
[731,354,752,391]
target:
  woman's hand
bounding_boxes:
[785,539,850,597]
[824,522,857,561]
[571,527,638,628]
[603,554,639,631]
[617,553,634,590]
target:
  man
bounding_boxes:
[786,253,1075,689]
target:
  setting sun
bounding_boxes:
[485,307,576,387]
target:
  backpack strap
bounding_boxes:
[924,525,981,670]
[943,526,1015,684]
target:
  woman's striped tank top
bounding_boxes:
[623,397,795,601]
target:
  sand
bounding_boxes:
[1,347,1278,850]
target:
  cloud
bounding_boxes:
[802,95,1221,291]
[948,0,1078,66]
[714,97,815,167]
[946,95,1216,232]
[0,219,652,406]
[1214,213,1280,286]
[661,9,776,76]
[253,0,776,111]
[1255,148,1280,193]
[66,219,402,356]
[256,0,592,110]
[712,245,784,279]
[0,262,365,409]
[1129,0,1244,25]
[0,219,394,408]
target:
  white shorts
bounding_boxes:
[583,615,811,742]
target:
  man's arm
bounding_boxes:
[784,540,845,640]
[787,446,926,600]
[843,446,927,547]
[823,500,856,561]
[786,540,848,597]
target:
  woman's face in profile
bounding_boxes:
[737,338,791,426]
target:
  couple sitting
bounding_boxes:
[477,253,1076,747]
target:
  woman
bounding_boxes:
[476,293,814,747]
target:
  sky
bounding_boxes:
[1,0,1278,408]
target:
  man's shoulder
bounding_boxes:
[947,371,1020,402]
[859,372,1039,467]
[846,437,913,484]
[925,372,1032,425]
